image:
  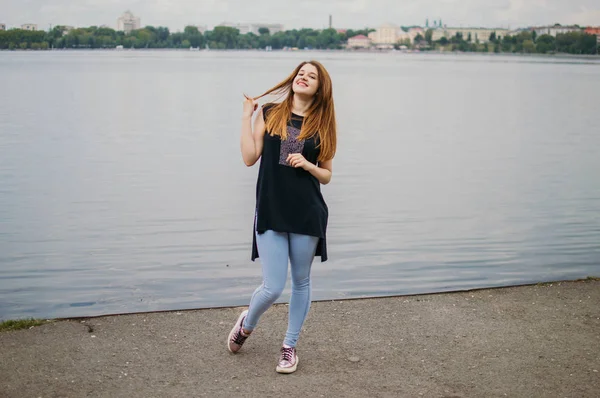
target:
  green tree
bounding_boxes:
[535,34,555,53]
[211,26,239,49]
[183,26,204,48]
[522,39,535,53]
[305,36,317,49]
[425,29,433,44]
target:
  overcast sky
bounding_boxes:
[2,0,599,31]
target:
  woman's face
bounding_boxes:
[292,63,319,97]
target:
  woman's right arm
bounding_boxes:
[240,99,266,167]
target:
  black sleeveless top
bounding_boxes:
[251,103,329,262]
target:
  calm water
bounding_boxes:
[1,50,599,320]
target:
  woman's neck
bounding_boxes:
[292,94,313,116]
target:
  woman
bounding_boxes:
[227,60,337,374]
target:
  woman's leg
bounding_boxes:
[284,233,319,347]
[243,230,290,331]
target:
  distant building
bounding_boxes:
[532,25,581,37]
[368,23,404,48]
[217,22,284,35]
[21,24,37,31]
[117,10,141,33]
[586,27,600,46]
[507,29,526,37]
[347,34,371,49]
[408,27,425,43]
[447,27,508,43]
[0,23,6,31]
[431,27,509,43]
[584,27,600,35]
[431,28,447,41]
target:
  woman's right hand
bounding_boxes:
[242,94,258,118]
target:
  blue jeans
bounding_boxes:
[243,230,319,347]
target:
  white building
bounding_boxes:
[532,25,582,37]
[117,10,141,33]
[431,27,509,43]
[368,23,401,47]
[0,23,6,31]
[218,22,284,35]
[367,23,413,47]
[447,28,508,43]
[347,34,372,49]
[21,24,37,31]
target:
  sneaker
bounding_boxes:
[276,346,298,374]
[227,309,249,353]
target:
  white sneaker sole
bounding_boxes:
[227,309,249,353]
[276,355,299,374]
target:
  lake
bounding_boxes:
[1,50,599,320]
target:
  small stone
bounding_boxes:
[232,376,237,379]
[593,369,598,373]
[91,335,96,338]
[348,356,360,362]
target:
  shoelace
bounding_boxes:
[232,328,247,345]
[280,347,295,362]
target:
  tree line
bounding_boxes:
[0,25,372,50]
[417,29,598,55]
[0,24,597,55]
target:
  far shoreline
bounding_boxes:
[2,47,600,61]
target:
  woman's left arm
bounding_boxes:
[286,154,333,185]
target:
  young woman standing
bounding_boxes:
[227,60,337,374]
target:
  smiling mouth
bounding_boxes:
[297,81,308,87]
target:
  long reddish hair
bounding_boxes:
[252,60,337,162]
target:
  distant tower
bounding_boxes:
[329,15,332,29]
[426,19,429,28]
[439,19,442,28]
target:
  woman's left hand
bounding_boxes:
[287,153,314,171]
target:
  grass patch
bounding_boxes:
[537,276,599,287]
[0,318,49,332]
[537,281,556,287]
[583,276,600,282]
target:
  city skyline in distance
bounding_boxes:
[2,0,599,31]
